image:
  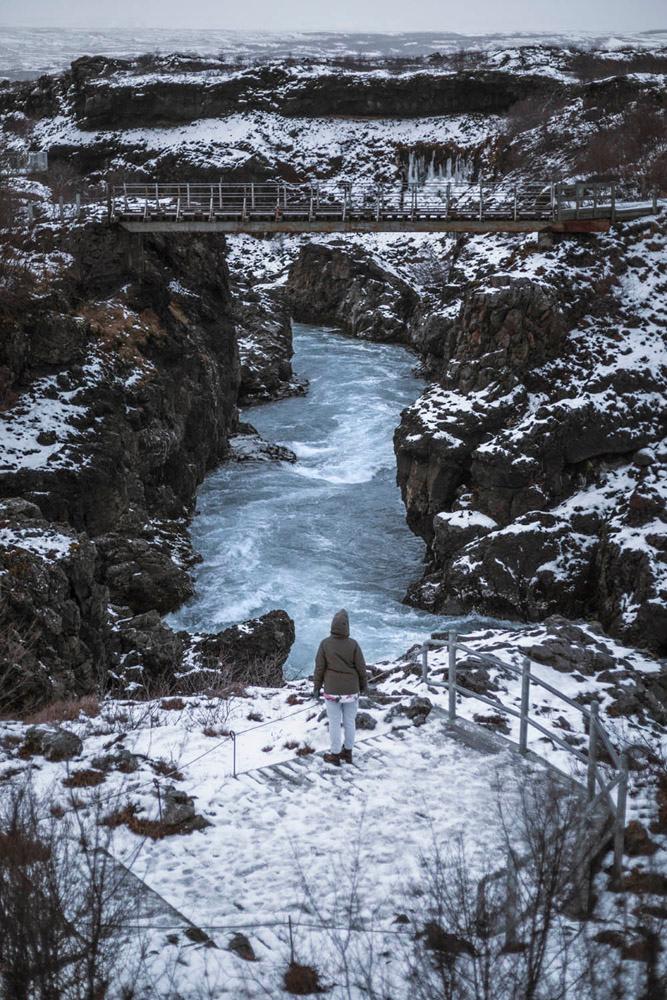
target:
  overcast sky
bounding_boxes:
[0,0,664,32]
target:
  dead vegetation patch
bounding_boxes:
[283,961,326,995]
[62,769,106,789]
[25,695,100,726]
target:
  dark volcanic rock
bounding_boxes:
[23,725,83,761]
[95,534,193,614]
[286,243,418,343]
[71,62,557,129]
[0,500,109,711]
[196,610,296,686]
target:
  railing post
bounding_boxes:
[219,179,222,209]
[652,188,658,213]
[445,182,450,219]
[519,657,530,754]
[513,186,518,222]
[587,701,599,802]
[421,643,429,684]
[479,173,483,221]
[610,183,616,223]
[251,182,255,210]
[613,752,628,880]
[448,631,457,722]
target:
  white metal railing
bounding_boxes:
[421,631,629,877]
[107,179,657,227]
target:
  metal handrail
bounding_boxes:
[421,632,629,877]
[106,179,656,228]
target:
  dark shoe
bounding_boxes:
[323,752,342,766]
[341,748,353,765]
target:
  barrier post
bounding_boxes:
[448,631,457,722]
[519,657,530,754]
[230,731,238,778]
[421,643,429,684]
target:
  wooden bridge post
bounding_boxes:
[513,187,518,222]
[519,657,530,753]
[479,173,484,221]
[652,188,658,213]
[611,183,616,223]
[445,182,451,219]
[421,643,429,684]
[586,701,599,802]
[613,753,629,881]
[448,631,457,722]
[219,179,223,209]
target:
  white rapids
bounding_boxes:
[170,323,488,674]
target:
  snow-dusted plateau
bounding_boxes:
[0,30,666,998]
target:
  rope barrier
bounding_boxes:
[21,698,318,822]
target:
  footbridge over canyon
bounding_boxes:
[109,179,661,236]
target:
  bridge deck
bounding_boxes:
[110,180,660,235]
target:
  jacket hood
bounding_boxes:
[330,609,350,638]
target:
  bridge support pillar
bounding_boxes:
[125,231,145,277]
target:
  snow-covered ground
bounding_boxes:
[1,618,664,995]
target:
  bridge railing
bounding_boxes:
[109,179,638,224]
[420,631,629,877]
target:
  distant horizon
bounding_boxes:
[1,24,666,34]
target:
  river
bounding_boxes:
[170,323,472,675]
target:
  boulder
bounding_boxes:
[161,784,196,826]
[355,712,377,731]
[23,726,83,761]
[196,610,296,686]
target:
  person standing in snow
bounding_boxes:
[312,609,368,766]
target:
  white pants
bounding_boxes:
[325,698,358,754]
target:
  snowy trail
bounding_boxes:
[114,721,544,949]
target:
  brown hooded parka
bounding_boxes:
[313,609,368,697]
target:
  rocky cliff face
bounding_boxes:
[286,242,418,343]
[393,222,667,654]
[0,219,296,709]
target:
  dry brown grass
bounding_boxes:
[151,759,184,781]
[25,695,100,726]
[296,745,315,758]
[283,961,325,995]
[62,769,106,789]
[159,697,186,712]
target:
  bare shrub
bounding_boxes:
[0,782,144,997]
